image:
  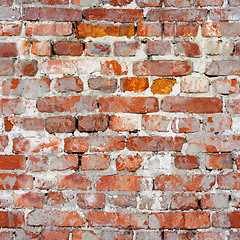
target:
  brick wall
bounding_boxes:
[0,0,240,239]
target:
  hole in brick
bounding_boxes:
[229,195,232,201]
[78,155,82,169]
[198,199,201,209]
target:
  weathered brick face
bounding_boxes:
[0,0,239,238]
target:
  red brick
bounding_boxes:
[23,7,82,21]
[46,192,71,207]
[237,156,240,170]
[170,193,198,210]
[78,115,108,132]
[213,211,240,228]
[162,96,222,113]
[22,118,45,131]
[197,232,222,240]
[65,136,125,153]
[212,78,239,94]
[218,173,240,190]
[226,99,240,114]
[101,0,133,5]
[0,0,13,6]
[0,59,14,76]
[99,97,159,113]
[86,42,110,56]
[41,59,76,75]
[175,155,199,170]
[127,136,186,152]
[72,230,99,240]
[46,116,76,133]
[155,175,215,191]
[120,77,148,93]
[41,0,68,4]
[0,42,18,57]
[0,173,33,190]
[151,78,177,95]
[81,154,110,170]
[4,117,13,132]
[0,136,8,151]
[109,116,138,132]
[155,175,185,191]
[175,41,201,57]
[13,137,63,153]
[0,155,26,170]
[17,60,38,76]
[20,40,31,55]
[137,21,162,37]
[186,175,216,191]
[88,77,117,93]
[210,9,240,21]
[0,7,20,21]
[228,231,240,239]
[229,0,240,5]
[172,118,200,133]
[201,193,229,209]
[114,41,140,56]
[135,231,161,240]
[185,212,210,229]
[197,0,223,5]
[147,9,207,22]
[165,0,192,7]
[27,155,48,172]
[32,41,51,56]
[136,0,162,6]
[54,42,83,56]
[41,229,70,240]
[27,210,85,226]
[15,229,39,240]
[142,115,169,132]
[189,135,240,153]
[0,23,22,36]
[206,60,240,76]
[101,230,133,240]
[116,155,142,172]
[50,155,79,171]
[84,8,143,22]
[149,212,184,229]
[236,41,240,56]
[37,96,97,113]
[108,194,137,208]
[4,117,20,132]
[204,116,232,133]
[26,22,72,36]
[96,175,151,191]
[165,232,195,240]
[2,78,50,98]
[0,211,24,228]
[147,40,171,56]
[133,60,192,76]
[58,174,92,190]
[136,0,162,8]
[176,23,199,37]
[0,99,25,114]
[202,22,240,37]
[55,76,83,93]
[77,193,105,209]
[14,192,44,209]
[88,211,148,229]
[101,60,128,76]
[76,22,134,38]
[0,232,13,240]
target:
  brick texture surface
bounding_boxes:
[0,0,239,238]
